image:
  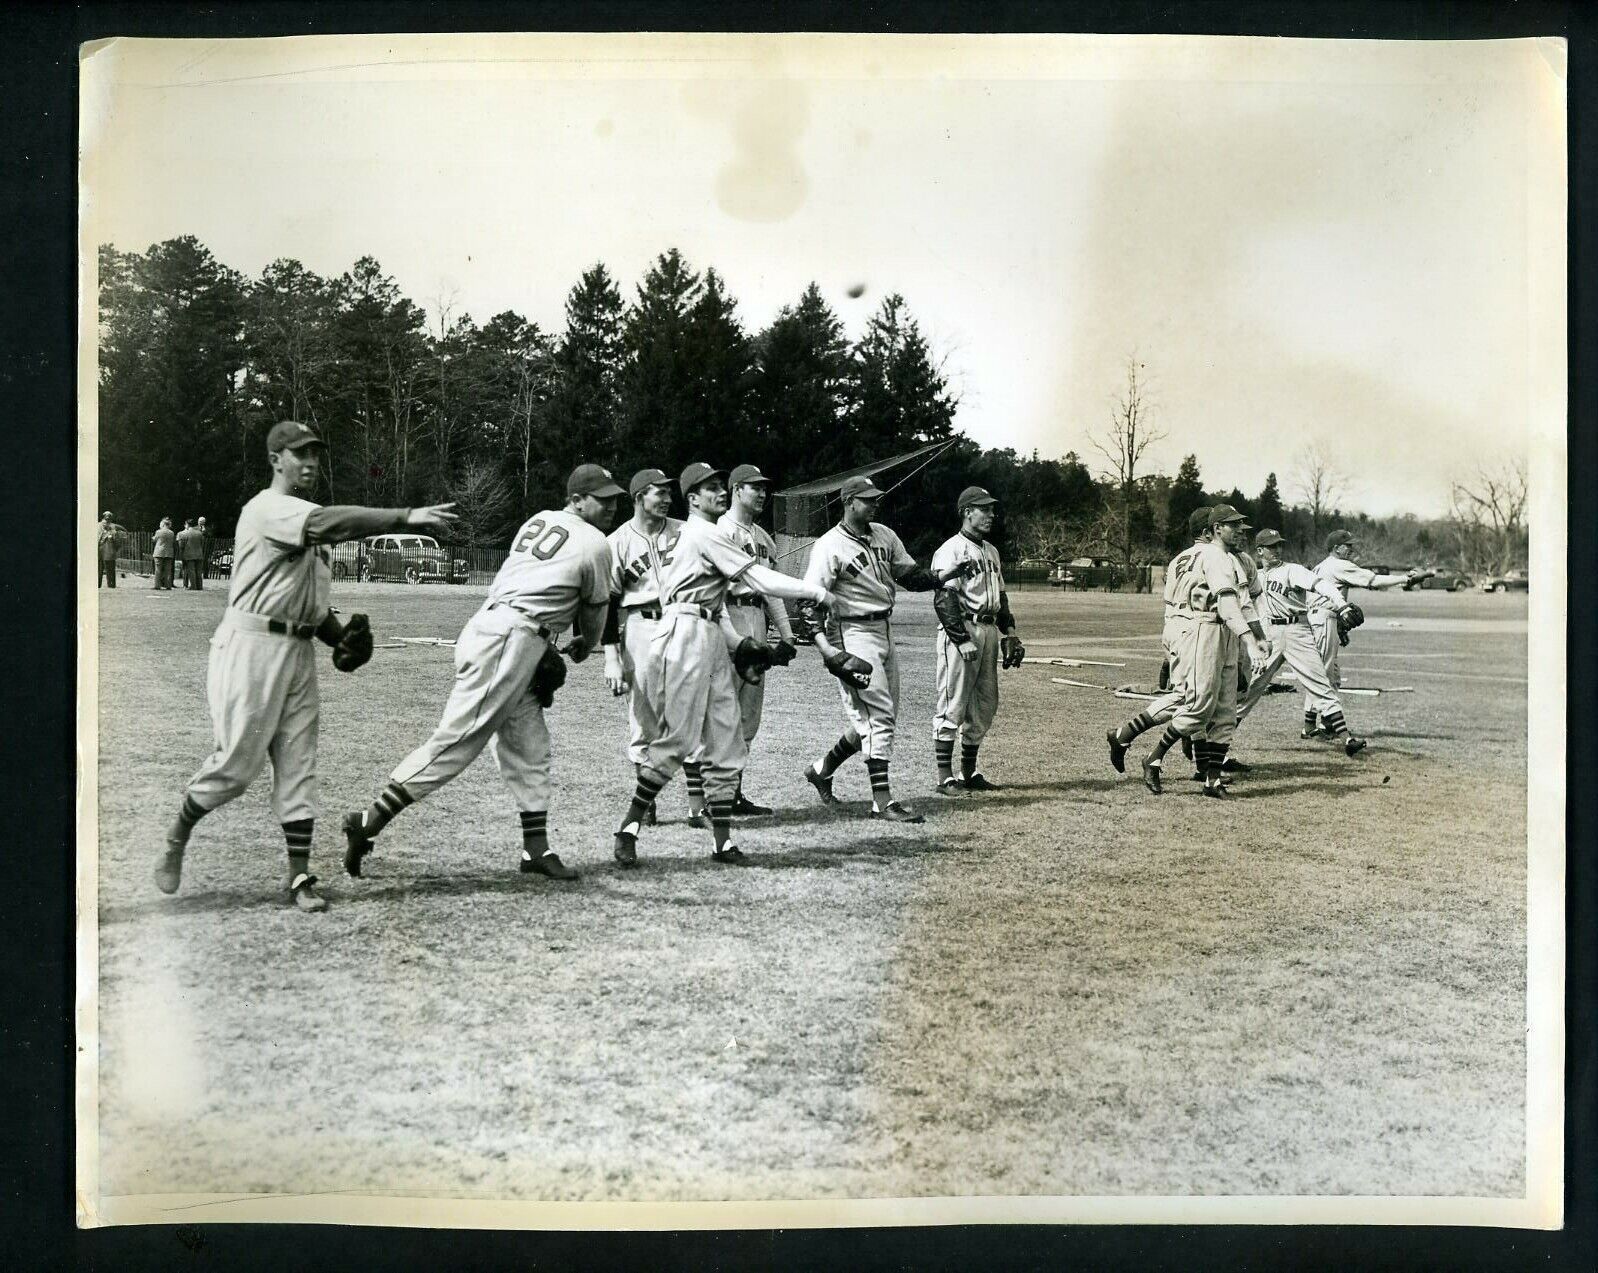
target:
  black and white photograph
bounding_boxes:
[77,32,1566,1229]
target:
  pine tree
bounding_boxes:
[1254,471,1285,530]
[1164,454,1206,552]
[618,249,702,477]
[747,282,851,483]
[547,264,626,499]
[680,268,753,464]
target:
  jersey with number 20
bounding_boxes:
[485,508,612,632]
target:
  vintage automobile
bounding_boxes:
[1049,556,1124,591]
[1478,569,1529,594]
[1404,568,1473,592]
[356,534,469,585]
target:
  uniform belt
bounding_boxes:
[225,608,317,640]
[727,595,766,607]
[1270,616,1308,626]
[841,609,892,624]
[664,601,722,622]
[482,600,554,641]
[967,611,998,625]
[626,604,663,621]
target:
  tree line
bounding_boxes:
[97,236,1525,574]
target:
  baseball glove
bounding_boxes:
[733,637,777,686]
[331,613,374,673]
[769,638,798,667]
[1335,602,1365,647]
[823,649,873,690]
[531,644,567,707]
[1000,634,1027,669]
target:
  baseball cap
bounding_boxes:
[1209,503,1247,525]
[1186,506,1213,536]
[101,510,113,519]
[839,475,886,501]
[266,420,323,453]
[567,463,625,498]
[1325,529,1357,550]
[629,468,672,499]
[1253,529,1285,548]
[957,486,999,511]
[729,463,772,488]
[678,462,726,495]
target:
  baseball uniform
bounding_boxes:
[929,531,1005,753]
[1242,559,1349,731]
[1308,555,1383,693]
[1167,540,1245,747]
[607,515,685,765]
[717,511,794,743]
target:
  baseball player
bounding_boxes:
[153,420,457,912]
[1307,529,1421,736]
[800,474,974,822]
[717,463,799,815]
[1135,504,1271,797]
[1106,505,1213,774]
[929,486,1022,794]
[601,468,685,828]
[611,463,835,868]
[341,464,623,882]
[1240,529,1368,755]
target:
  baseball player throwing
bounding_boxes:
[800,474,974,822]
[929,486,1022,794]
[1307,529,1424,735]
[154,420,458,911]
[341,464,622,882]
[611,463,834,868]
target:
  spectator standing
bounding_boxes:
[152,518,176,589]
[179,519,204,589]
[197,516,211,581]
[97,511,120,588]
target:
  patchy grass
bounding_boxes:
[92,583,1527,1201]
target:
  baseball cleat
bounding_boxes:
[961,773,1001,792]
[1201,783,1229,800]
[1141,757,1163,795]
[522,850,579,881]
[935,776,968,796]
[643,803,657,827]
[341,812,375,878]
[1220,757,1251,773]
[289,872,329,912]
[152,844,185,895]
[711,845,751,865]
[1189,771,1229,787]
[613,831,638,868]
[872,801,925,824]
[1106,730,1128,774]
[1344,735,1368,757]
[1301,727,1329,741]
[686,807,712,830]
[730,793,774,817]
[804,766,839,806]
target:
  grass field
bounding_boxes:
[91,579,1529,1203]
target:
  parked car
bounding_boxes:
[1478,569,1528,594]
[1050,556,1124,591]
[1404,568,1473,592]
[360,534,469,584]
[208,546,233,578]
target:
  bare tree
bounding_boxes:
[1448,456,1528,576]
[1290,441,1347,537]
[446,455,515,556]
[1088,356,1166,579]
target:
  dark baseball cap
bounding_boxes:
[266,420,323,453]
[840,475,886,501]
[678,462,727,495]
[729,463,771,487]
[1325,529,1357,550]
[101,509,113,519]
[1209,503,1247,525]
[957,486,998,511]
[629,468,672,499]
[1254,529,1285,548]
[1187,506,1214,536]
[567,463,625,498]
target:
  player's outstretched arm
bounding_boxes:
[741,561,832,607]
[896,559,978,592]
[303,502,459,545]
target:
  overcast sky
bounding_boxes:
[81,34,1564,517]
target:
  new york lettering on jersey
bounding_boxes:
[932,534,1003,613]
[1264,563,1315,622]
[718,514,778,599]
[806,523,914,616]
[609,519,683,607]
[227,489,331,625]
[488,509,610,630]
[1312,555,1378,607]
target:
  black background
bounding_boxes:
[7,2,1591,1269]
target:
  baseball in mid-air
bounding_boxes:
[845,282,867,298]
